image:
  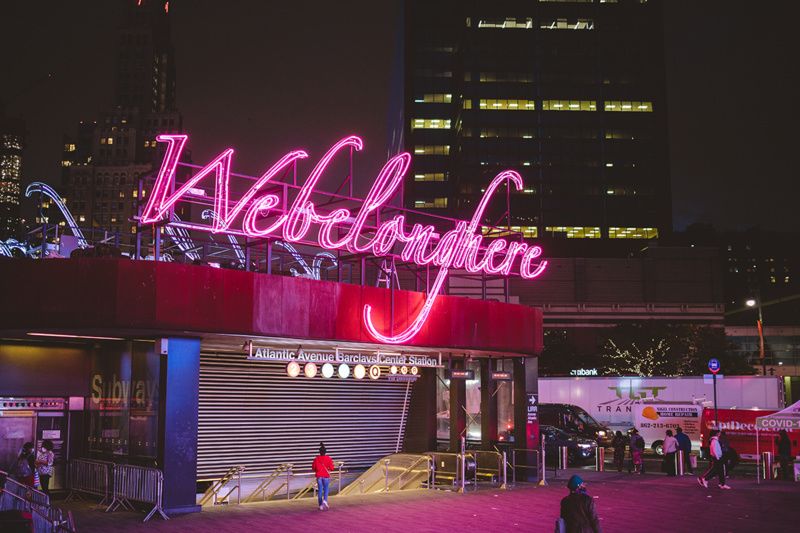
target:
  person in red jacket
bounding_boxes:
[312,443,335,510]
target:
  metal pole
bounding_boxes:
[500,451,507,489]
[384,459,390,492]
[512,449,516,485]
[237,469,241,504]
[286,466,291,501]
[338,462,343,494]
[713,373,719,426]
[758,300,766,376]
[460,436,466,493]
[539,435,547,486]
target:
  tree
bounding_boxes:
[599,323,756,377]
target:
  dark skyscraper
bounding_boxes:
[61,0,182,239]
[403,0,670,250]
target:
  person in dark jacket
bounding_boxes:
[776,430,794,481]
[675,427,693,474]
[611,431,626,472]
[560,474,601,533]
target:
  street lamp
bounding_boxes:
[746,297,766,375]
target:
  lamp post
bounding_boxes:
[746,298,766,375]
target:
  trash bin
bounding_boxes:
[762,452,774,480]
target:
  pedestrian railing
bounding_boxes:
[509,448,541,485]
[106,464,168,522]
[0,470,76,533]
[65,458,114,505]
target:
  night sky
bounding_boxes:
[2,1,797,231]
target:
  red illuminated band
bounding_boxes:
[141,134,548,344]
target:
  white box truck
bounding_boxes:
[539,376,784,436]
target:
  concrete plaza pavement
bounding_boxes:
[62,469,798,533]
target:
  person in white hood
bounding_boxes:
[697,429,731,489]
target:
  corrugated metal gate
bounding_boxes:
[197,351,413,480]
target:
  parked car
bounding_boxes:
[540,424,598,465]
[539,403,612,446]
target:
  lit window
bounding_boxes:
[107,137,114,145]
[540,18,594,30]
[604,101,653,112]
[78,215,86,222]
[414,94,452,104]
[476,17,533,29]
[479,127,535,139]
[608,227,659,239]
[478,99,535,110]
[542,100,596,111]
[479,72,534,83]
[414,173,447,182]
[415,198,448,209]
[411,119,452,130]
[132,189,138,198]
[413,145,450,155]
[463,100,473,110]
[545,226,601,239]
[61,160,72,167]
[483,226,538,238]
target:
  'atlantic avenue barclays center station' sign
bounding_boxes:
[248,346,441,368]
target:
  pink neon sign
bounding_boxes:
[141,134,548,344]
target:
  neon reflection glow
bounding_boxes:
[141,134,548,344]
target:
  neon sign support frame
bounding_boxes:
[138,134,548,344]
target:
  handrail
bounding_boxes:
[1,471,76,532]
[199,465,245,506]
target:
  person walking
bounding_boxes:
[629,429,645,474]
[719,431,739,478]
[36,440,55,495]
[558,474,602,533]
[698,429,730,489]
[662,430,678,476]
[776,430,794,481]
[675,427,693,474]
[311,442,335,510]
[611,431,626,473]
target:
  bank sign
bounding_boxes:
[248,346,441,368]
[140,134,548,345]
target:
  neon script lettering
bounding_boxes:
[141,134,548,344]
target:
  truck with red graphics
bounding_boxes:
[701,408,780,460]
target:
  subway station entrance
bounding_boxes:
[0,258,542,515]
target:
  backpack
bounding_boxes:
[15,456,32,478]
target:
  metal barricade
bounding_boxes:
[509,448,541,485]
[106,464,168,522]
[65,458,114,504]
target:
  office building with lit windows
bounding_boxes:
[403,0,670,252]
[61,0,183,241]
[0,112,25,239]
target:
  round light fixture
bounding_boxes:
[354,364,366,380]
[390,365,398,374]
[286,361,301,377]
[304,362,318,378]
[410,366,419,376]
[369,365,381,380]
[322,363,335,378]
[400,366,409,375]
[338,364,350,379]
